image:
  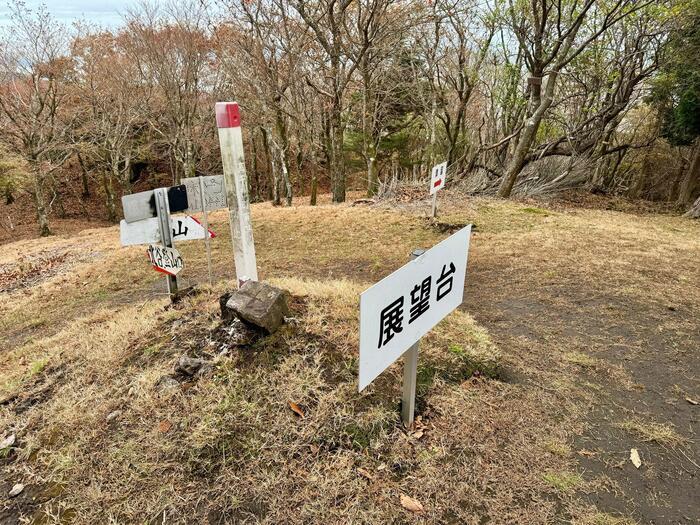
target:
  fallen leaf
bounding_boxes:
[400,494,424,513]
[686,397,698,405]
[158,420,172,433]
[0,434,16,450]
[577,449,597,457]
[411,430,424,440]
[288,401,305,418]
[357,468,375,481]
[630,448,642,468]
[9,483,24,497]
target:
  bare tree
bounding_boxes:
[0,2,73,236]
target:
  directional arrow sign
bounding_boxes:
[146,244,183,276]
[430,162,447,195]
[120,216,215,246]
[122,185,189,223]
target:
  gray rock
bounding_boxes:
[9,483,24,498]
[106,410,121,422]
[221,281,290,334]
[155,375,180,391]
[175,355,208,377]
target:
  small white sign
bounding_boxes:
[430,162,447,195]
[170,216,216,242]
[359,226,472,391]
[182,175,228,212]
[120,216,215,246]
[147,244,183,276]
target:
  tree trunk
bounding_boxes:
[32,166,51,237]
[102,172,118,223]
[77,151,91,198]
[330,102,345,203]
[497,71,559,198]
[310,171,318,206]
[274,105,293,206]
[260,127,273,201]
[270,146,281,207]
[684,196,700,218]
[677,139,700,206]
[367,155,378,197]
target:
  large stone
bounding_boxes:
[221,281,290,334]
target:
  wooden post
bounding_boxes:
[216,102,258,286]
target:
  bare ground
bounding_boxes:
[0,192,698,524]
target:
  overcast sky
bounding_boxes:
[0,1,145,27]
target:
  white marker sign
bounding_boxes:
[146,244,183,276]
[120,216,215,247]
[182,175,228,212]
[359,226,472,391]
[430,161,447,195]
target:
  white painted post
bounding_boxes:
[199,176,213,285]
[154,187,178,297]
[216,102,258,287]
[401,248,426,427]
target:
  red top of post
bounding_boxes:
[215,102,241,128]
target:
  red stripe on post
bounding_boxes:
[215,102,241,128]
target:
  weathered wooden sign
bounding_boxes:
[122,185,189,223]
[146,244,183,276]
[120,216,215,247]
[359,226,472,424]
[182,175,228,212]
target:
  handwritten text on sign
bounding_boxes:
[147,245,184,276]
[182,175,228,212]
[359,226,471,391]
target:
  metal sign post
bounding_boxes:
[216,102,258,286]
[359,227,472,426]
[154,187,178,296]
[401,248,425,427]
[199,176,213,285]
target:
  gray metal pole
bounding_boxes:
[431,192,437,219]
[199,177,213,285]
[402,248,426,427]
[155,188,178,297]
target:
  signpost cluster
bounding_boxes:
[119,101,257,297]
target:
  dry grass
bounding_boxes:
[615,418,688,446]
[1,194,698,523]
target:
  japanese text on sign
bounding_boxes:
[359,226,471,391]
[147,244,184,276]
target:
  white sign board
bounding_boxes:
[430,162,447,195]
[122,186,189,223]
[120,216,215,246]
[182,175,228,212]
[147,244,183,276]
[359,225,472,391]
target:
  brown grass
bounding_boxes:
[1,194,698,523]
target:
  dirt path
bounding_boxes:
[461,205,700,523]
